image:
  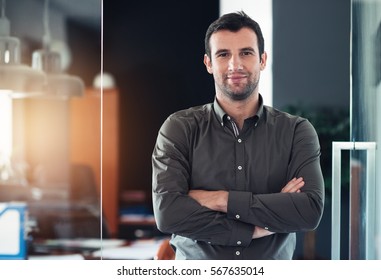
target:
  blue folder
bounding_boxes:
[0,202,27,260]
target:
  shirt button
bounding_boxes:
[227,116,231,120]
[237,138,242,143]
[237,165,242,170]
[236,251,240,256]
[235,214,240,219]
[237,241,242,245]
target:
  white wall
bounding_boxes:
[220,0,273,106]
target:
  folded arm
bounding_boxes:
[152,115,324,245]
[152,116,255,247]
[189,177,305,238]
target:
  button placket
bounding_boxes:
[235,131,245,190]
[237,137,243,171]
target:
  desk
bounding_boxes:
[92,239,163,260]
[29,238,125,260]
[28,238,164,260]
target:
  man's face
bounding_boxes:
[204,27,267,101]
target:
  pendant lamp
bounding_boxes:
[32,48,84,99]
[0,0,46,98]
[31,0,84,99]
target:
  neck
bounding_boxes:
[216,92,259,129]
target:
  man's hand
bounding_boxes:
[253,226,274,239]
[188,177,305,239]
[253,177,305,239]
[188,190,228,213]
[281,177,304,193]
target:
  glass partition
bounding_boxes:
[351,0,381,260]
[332,0,381,260]
[0,0,102,260]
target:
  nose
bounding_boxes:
[228,54,243,71]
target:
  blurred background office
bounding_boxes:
[4,0,380,260]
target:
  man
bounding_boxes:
[152,11,324,259]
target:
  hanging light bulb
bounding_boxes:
[32,48,84,99]
[0,0,46,98]
[31,0,84,99]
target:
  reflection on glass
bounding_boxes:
[0,0,102,260]
[350,0,381,260]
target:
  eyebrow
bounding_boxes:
[214,49,229,56]
[214,47,256,56]
[240,47,256,53]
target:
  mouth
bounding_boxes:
[227,74,247,83]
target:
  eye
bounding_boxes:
[241,51,254,56]
[216,51,230,58]
[216,50,230,58]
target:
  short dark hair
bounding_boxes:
[204,11,265,60]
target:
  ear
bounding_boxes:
[260,51,267,71]
[204,54,213,74]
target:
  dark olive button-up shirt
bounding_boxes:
[152,95,324,260]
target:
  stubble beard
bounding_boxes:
[218,74,259,101]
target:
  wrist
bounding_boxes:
[252,226,274,239]
[217,190,228,213]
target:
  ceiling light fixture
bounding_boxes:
[31,0,84,99]
[0,0,46,98]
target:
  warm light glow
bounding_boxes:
[4,50,10,64]
[0,89,12,94]
[0,94,13,181]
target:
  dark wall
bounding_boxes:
[272,0,351,260]
[273,0,351,110]
[103,0,219,202]
[67,20,101,86]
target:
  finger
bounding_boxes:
[290,180,304,192]
[282,177,299,191]
[286,179,304,193]
[282,177,304,193]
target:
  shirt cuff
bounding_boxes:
[225,190,254,247]
[227,219,253,247]
[227,190,252,223]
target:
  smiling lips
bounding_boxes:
[227,73,247,83]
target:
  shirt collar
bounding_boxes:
[213,94,265,125]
